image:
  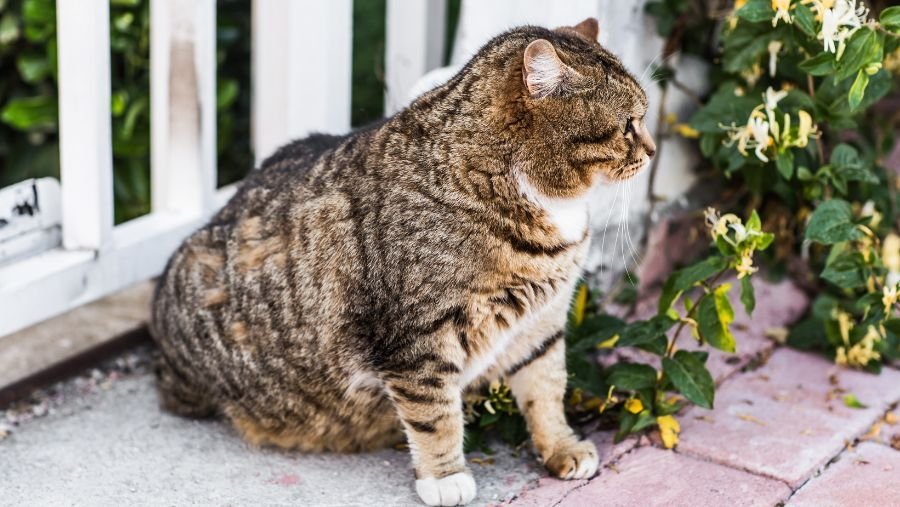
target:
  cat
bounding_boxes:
[150,17,655,506]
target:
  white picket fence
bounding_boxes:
[0,0,450,337]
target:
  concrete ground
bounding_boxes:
[0,349,542,506]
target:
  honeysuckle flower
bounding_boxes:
[763,86,788,113]
[843,326,883,367]
[819,0,869,57]
[741,62,763,86]
[883,233,900,287]
[795,110,816,147]
[860,200,882,229]
[803,0,835,22]
[884,284,899,314]
[728,0,748,29]
[772,0,793,26]
[748,115,772,162]
[768,40,783,76]
[735,253,758,279]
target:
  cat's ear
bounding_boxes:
[523,39,579,99]
[573,17,599,41]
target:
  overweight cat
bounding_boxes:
[150,18,655,506]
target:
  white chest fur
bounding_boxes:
[515,171,589,243]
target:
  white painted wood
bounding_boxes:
[0,186,236,337]
[56,0,114,250]
[0,178,62,265]
[384,0,447,114]
[151,0,217,216]
[252,0,352,165]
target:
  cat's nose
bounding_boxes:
[645,146,656,158]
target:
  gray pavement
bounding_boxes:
[0,361,542,507]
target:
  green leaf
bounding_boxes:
[880,6,900,30]
[698,285,737,353]
[663,350,715,409]
[672,256,728,292]
[775,150,794,180]
[804,199,863,244]
[835,28,882,82]
[658,276,683,317]
[792,3,816,37]
[0,95,57,131]
[740,276,755,315]
[737,0,774,23]
[799,52,836,76]
[842,393,867,409]
[821,251,867,289]
[16,52,51,83]
[617,316,676,349]
[848,70,869,111]
[606,363,658,391]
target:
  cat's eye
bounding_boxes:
[624,119,635,136]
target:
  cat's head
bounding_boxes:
[506,19,656,198]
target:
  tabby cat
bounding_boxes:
[150,17,655,506]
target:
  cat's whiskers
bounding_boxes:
[622,180,643,268]
[598,182,622,281]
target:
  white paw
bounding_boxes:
[415,472,477,506]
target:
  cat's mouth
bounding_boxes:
[608,159,648,181]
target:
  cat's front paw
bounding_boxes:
[415,471,477,506]
[545,439,599,480]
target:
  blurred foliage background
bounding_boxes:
[0,0,460,223]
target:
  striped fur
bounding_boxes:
[150,18,653,506]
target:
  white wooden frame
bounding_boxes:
[0,1,445,338]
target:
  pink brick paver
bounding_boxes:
[787,442,900,506]
[557,447,791,507]
[678,348,900,487]
[509,431,638,507]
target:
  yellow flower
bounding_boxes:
[883,285,898,315]
[740,62,763,86]
[735,253,758,279]
[713,213,741,240]
[795,110,818,148]
[845,326,882,367]
[674,123,700,139]
[657,415,681,449]
[882,233,900,285]
[625,399,644,414]
[835,346,848,365]
[835,309,852,345]
[772,0,793,26]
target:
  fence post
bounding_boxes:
[251,0,352,165]
[384,0,447,114]
[151,0,217,216]
[56,0,114,250]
